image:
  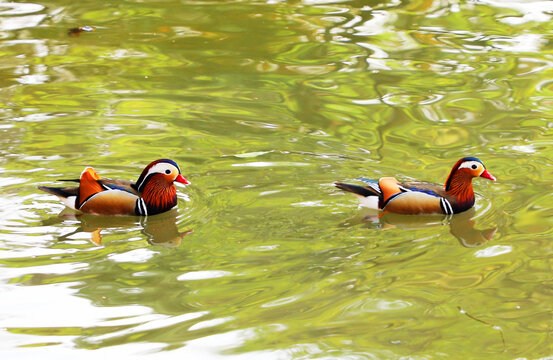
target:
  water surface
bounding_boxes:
[1,0,553,359]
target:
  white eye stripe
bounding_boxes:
[136,163,179,191]
[458,161,482,170]
[146,163,178,177]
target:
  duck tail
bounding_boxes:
[334,182,379,197]
[37,186,78,198]
[57,178,80,183]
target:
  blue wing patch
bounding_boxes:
[358,177,378,185]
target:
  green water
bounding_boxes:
[1,0,553,358]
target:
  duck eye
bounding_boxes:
[165,169,171,174]
[471,164,478,170]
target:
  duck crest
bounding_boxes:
[141,174,178,215]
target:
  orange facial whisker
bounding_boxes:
[446,172,475,208]
[141,175,178,214]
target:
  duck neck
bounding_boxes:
[445,172,475,211]
[141,176,177,215]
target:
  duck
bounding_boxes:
[38,159,190,216]
[335,157,496,215]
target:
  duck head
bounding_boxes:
[444,157,495,212]
[445,157,496,191]
[134,159,190,215]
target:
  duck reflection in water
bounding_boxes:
[47,209,192,247]
[340,208,496,248]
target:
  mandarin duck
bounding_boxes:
[38,159,190,216]
[335,157,496,215]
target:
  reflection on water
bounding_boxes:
[44,209,193,247]
[341,207,497,248]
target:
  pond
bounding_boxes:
[1,0,553,358]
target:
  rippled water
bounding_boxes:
[1,0,553,358]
